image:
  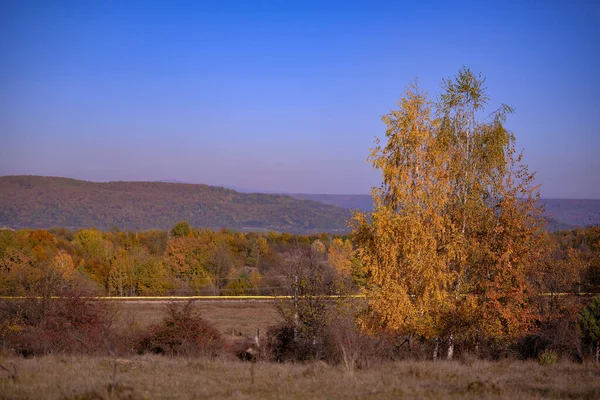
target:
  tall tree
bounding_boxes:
[352,68,544,359]
[352,81,457,350]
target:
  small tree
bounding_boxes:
[270,244,337,361]
[138,301,222,356]
[170,221,192,238]
[579,296,600,362]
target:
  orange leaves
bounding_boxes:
[353,81,456,339]
[52,250,76,281]
[328,238,353,278]
[354,69,548,346]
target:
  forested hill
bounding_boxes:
[289,194,600,231]
[0,176,351,233]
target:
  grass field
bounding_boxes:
[113,300,282,338]
[2,300,600,399]
[1,355,599,399]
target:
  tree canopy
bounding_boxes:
[352,68,545,357]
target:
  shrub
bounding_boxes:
[538,349,559,365]
[266,323,316,362]
[516,312,583,362]
[579,295,600,362]
[266,314,403,367]
[0,290,114,356]
[327,315,398,370]
[137,301,222,356]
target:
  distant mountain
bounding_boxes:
[290,194,374,212]
[540,199,600,229]
[154,179,185,184]
[288,194,600,231]
[0,176,351,233]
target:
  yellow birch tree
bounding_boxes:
[352,68,545,359]
[352,81,458,346]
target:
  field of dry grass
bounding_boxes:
[1,355,599,399]
[113,300,281,338]
[3,300,599,399]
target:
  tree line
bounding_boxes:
[0,222,358,298]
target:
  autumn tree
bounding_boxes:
[164,235,213,294]
[170,221,192,238]
[328,237,359,293]
[136,257,173,295]
[209,239,236,293]
[352,68,545,359]
[107,249,136,296]
[352,81,456,358]
[52,250,76,280]
[247,235,269,269]
[274,244,337,359]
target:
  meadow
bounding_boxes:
[1,299,599,399]
[1,354,599,399]
[113,299,281,339]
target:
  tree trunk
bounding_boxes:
[447,334,454,360]
[433,338,439,361]
[596,341,599,363]
[293,274,299,342]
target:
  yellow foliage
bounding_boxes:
[311,239,326,254]
[353,69,545,344]
[328,238,353,277]
[52,250,76,280]
[249,269,263,288]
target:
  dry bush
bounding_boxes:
[137,301,223,357]
[228,335,263,361]
[327,315,402,370]
[515,309,584,362]
[266,313,405,367]
[538,349,559,365]
[266,323,315,362]
[0,290,115,357]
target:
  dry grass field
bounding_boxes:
[112,300,282,338]
[2,300,600,399]
[1,355,599,399]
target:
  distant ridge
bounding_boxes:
[2,176,596,233]
[288,194,600,231]
[0,176,350,233]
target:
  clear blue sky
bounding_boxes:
[1,0,598,198]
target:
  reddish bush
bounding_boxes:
[137,301,222,356]
[0,290,114,356]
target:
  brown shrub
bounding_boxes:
[0,290,114,356]
[266,323,313,362]
[266,314,405,367]
[137,301,223,357]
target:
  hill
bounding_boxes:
[289,194,600,231]
[0,176,351,233]
[290,193,375,212]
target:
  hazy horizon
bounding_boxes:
[2,1,599,198]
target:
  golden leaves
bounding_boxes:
[353,68,546,343]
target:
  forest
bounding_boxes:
[0,223,358,297]
[0,223,599,360]
[0,176,350,233]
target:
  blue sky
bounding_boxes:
[1,0,598,197]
